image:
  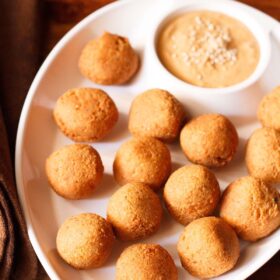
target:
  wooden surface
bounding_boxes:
[44,1,280,279]
[44,0,280,53]
[239,0,280,21]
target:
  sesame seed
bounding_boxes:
[207,23,214,31]
[173,16,238,67]
[195,16,202,25]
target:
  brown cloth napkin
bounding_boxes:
[0,110,39,279]
[0,0,44,151]
[0,0,47,279]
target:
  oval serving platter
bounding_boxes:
[15,0,280,279]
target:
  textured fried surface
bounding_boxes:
[56,213,115,269]
[79,32,139,85]
[107,183,162,241]
[246,127,280,184]
[54,87,118,141]
[258,87,280,131]
[129,89,185,142]
[177,217,239,278]
[46,144,104,199]
[220,176,280,241]
[164,164,220,225]
[116,244,178,280]
[180,114,238,167]
[113,137,171,190]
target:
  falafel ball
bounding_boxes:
[128,89,185,142]
[53,88,118,142]
[79,32,139,85]
[107,183,163,241]
[46,144,104,199]
[180,114,238,167]
[116,244,178,280]
[164,165,220,225]
[246,127,280,184]
[177,217,239,278]
[220,176,280,241]
[56,213,115,269]
[113,137,171,191]
[258,86,280,131]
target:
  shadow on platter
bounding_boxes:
[48,248,78,280]
[103,239,131,267]
[159,243,186,280]
[171,161,183,172]
[229,115,260,128]
[23,105,59,165]
[26,176,59,240]
[92,173,118,199]
[101,112,130,143]
[213,137,248,186]
[149,208,184,241]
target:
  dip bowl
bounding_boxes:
[147,0,271,117]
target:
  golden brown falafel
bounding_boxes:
[129,89,185,142]
[46,144,104,199]
[180,114,238,167]
[54,88,118,142]
[113,137,171,191]
[164,165,220,225]
[107,182,163,241]
[246,127,280,184]
[177,217,239,278]
[56,213,115,269]
[116,244,178,280]
[220,176,280,241]
[79,32,139,85]
[258,86,280,131]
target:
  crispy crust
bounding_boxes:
[180,114,238,167]
[107,183,163,241]
[56,213,115,269]
[113,137,171,191]
[53,87,118,142]
[46,144,104,199]
[79,32,139,85]
[220,176,280,241]
[128,89,185,142]
[164,165,220,225]
[258,87,280,131]
[116,244,178,280]
[177,217,239,278]
[246,127,280,184]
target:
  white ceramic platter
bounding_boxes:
[15,0,280,279]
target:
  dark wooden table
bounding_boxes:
[44,1,280,279]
